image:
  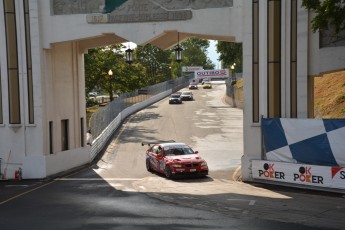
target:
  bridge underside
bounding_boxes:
[78,31,236,53]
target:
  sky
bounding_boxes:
[207,40,221,69]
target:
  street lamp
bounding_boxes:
[230,63,236,82]
[175,45,183,63]
[230,64,236,107]
[174,32,183,63]
[125,48,133,64]
[108,69,113,101]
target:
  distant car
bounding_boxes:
[203,82,212,89]
[88,92,98,97]
[189,80,198,89]
[201,78,211,85]
[169,93,182,104]
[180,91,193,101]
[143,141,209,179]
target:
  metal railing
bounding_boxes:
[89,76,193,139]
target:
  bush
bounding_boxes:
[86,97,98,107]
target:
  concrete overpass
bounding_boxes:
[0,0,344,181]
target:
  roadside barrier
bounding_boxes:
[88,76,192,161]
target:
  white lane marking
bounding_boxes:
[122,188,137,192]
[242,210,249,215]
[179,196,197,200]
[227,199,256,206]
[249,200,256,205]
[109,183,124,187]
[138,186,146,191]
[55,178,142,181]
[5,185,29,188]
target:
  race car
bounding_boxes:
[203,82,212,89]
[142,141,209,179]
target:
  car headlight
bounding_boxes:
[171,164,182,168]
[201,161,207,166]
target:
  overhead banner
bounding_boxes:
[194,69,229,80]
[261,118,345,167]
[252,160,345,190]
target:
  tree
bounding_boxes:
[85,38,217,99]
[302,0,345,33]
[168,38,215,78]
[180,38,214,70]
[216,41,243,73]
[85,47,104,95]
[135,44,172,84]
[85,44,145,100]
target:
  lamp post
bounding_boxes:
[230,63,236,81]
[230,63,236,107]
[108,69,113,102]
[174,45,183,63]
[174,32,183,63]
[125,48,133,64]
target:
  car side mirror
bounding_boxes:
[194,151,199,154]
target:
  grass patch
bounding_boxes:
[314,71,345,118]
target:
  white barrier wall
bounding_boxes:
[90,90,172,161]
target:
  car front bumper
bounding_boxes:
[181,97,193,100]
[169,99,181,104]
[171,166,209,177]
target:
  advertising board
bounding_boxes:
[252,160,345,190]
[194,69,229,81]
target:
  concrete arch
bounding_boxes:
[1,0,345,183]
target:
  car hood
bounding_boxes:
[165,154,204,163]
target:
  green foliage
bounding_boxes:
[302,0,345,33]
[135,44,172,84]
[85,44,150,101]
[180,38,215,70]
[216,42,242,72]
[86,97,98,107]
[168,38,215,78]
[85,38,218,102]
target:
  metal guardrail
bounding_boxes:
[89,76,193,139]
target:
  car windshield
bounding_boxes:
[171,95,180,98]
[164,146,195,156]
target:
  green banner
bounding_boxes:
[103,0,128,13]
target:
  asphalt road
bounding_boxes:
[0,82,343,229]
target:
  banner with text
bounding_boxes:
[194,69,229,80]
[252,160,345,190]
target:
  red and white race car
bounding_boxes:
[142,141,209,179]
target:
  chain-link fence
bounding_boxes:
[89,76,193,139]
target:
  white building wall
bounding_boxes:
[0,0,46,179]
[241,1,257,180]
[296,3,309,118]
[241,0,319,181]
